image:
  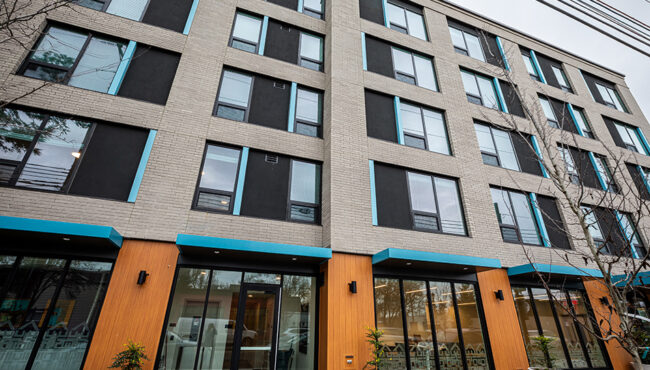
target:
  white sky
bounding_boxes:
[445,0,650,122]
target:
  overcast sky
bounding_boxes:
[445,0,650,122]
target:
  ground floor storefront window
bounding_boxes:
[157,268,317,370]
[512,286,609,369]
[373,277,491,370]
[0,254,113,370]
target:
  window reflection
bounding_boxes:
[374,278,407,368]
[278,275,316,369]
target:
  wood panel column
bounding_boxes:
[84,240,179,370]
[476,268,529,370]
[319,253,375,370]
[583,278,634,370]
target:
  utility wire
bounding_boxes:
[570,0,650,43]
[592,0,650,33]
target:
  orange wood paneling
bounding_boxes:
[319,253,375,370]
[583,278,634,370]
[476,268,529,370]
[84,240,179,370]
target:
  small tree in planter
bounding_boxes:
[365,327,385,370]
[532,335,556,369]
[109,340,149,370]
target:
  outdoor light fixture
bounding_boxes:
[349,281,357,294]
[494,290,504,301]
[137,270,149,285]
[599,296,610,306]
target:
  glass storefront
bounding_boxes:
[374,277,491,370]
[158,268,317,370]
[0,255,113,370]
[512,286,608,369]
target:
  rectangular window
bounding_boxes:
[400,102,450,155]
[215,70,253,121]
[596,83,627,112]
[299,33,324,71]
[593,154,618,193]
[294,87,323,137]
[21,25,127,94]
[572,107,594,139]
[289,160,321,223]
[619,213,647,258]
[539,97,559,128]
[521,53,540,81]
[551,65,571,92]
[557,145,580,185]
[474,123,519,171]
[581,206,607,252]
[302,0,324,19]
[491,188,541,245]
[374,277,490,370]
[194,144,241,212]
[461,70,498,109]
[230,12,263,53]
[614,121,646,153]
[449,26,485,62]
[407,172,465,235]
[391,47,437,91]
[386,2,427,40]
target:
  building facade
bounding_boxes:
[1,0,649,369]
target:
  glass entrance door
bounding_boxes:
[231,284,280,370]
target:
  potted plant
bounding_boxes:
[365,327,385,370]
[109,340,149,370]
[531,335,555,370]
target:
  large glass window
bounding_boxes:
[387,2,427,40]
[614,121,647,154]
[539,97,559,128]
[521,53,540,81]
[194,144,242,212]
[461,70,498,110]
[299,33,323,72]
[551,65,571,92]
[400,102,450,155]
[596,84,627,112]
[374,277,491,370]
[406,172,466,235]
[512,286,608,369]
[230,13,263,53]
[572,107,594,139]
[490,188,541,245]
[159,269,317,370]
[449,27,485,62]
[474,124,519,171]
[288,160,321,223]
[0,255,112,370]
[21,25,127,94]
[557,146,580,185]
[294,88,322,138]
[619,213,647,258]
[215,70,253,122]
[392,48,437,91]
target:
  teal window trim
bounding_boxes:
[394,96,404,144]
[381,0,389,27]
[495,36,510,71]
[566,103,585,136]
[492,77,508,113]
[258,16,269,56]
[529,50,547,84]
[529,193,550,247]
[369,160,378,226]
[287,82,297,132]
[530,135,549,178]
[637,165,650,193]
[508,263,603,278]
[183,0,200,35]
[108,40,136,95]
[361,32,367,71]
[635,127,650,155]
[232,147,249,215]
[579,70,596,101]
[614,210,640,259]
[128,130,157,203]
[587,152,607,190]
[298,0,304,12]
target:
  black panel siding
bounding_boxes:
[582,71,612,106]
[240,150,291,221]
[481,35,503,68]
[267,0,299,12]
[535,54,566,91]
[374,163,412,230]
[365,90,397,142]
[570,148,601,190]
[365,36,394,78]
[69,123,148,201]
[537,195,570,249]
[264,20,300,65]
[603,117,627,148]
[626,163,650,200]
[594,207,629,256]
[549,98,578,134]
[499,81,525,118]
[359,0,384,25]
[248,76,291,131]
[511,133,543,176]
[117,45,180,105]
[141,0,193,33]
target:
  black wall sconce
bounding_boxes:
[494,290,504,301]
[137,270,149,285]
[599,296,610,306]
[349,281,357,294]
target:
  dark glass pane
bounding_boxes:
[217,105,246,121]
[512,287,547,367]
[481,153,499,167]
[0,108,45,183]
[31,27,87,68]
[290,161,320,204]
[32,260,112,370]
[23,64,68,82]
[403,280,435,369]
[68,37,126,93]
[237,289,276,369]
[295,123,318,137]
[430,281,462,369]
[243,273,281,285]
[302,9,322,19]
[396,73,416,85]
[300,59,322,72]
[277,276,316,370]
[455,284,489,369]
[0,257,67,369]
[550,290,587,368]
[530,288,570,368]
[290,205,317,223]
[434,177,466,235]
[568,291,607,368]
[404,135,426,149]
[0,256,17,289]
[413,214,438,231]
[374,278,407,368]
[231,40,257,53]
[390,24,408,34]
[199,145,240,193]
[197,192,231,211]
[466,95,482,105]
[75,0,105,10]
[501,227,519,243]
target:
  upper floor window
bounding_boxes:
[597,83,626,112]
[626,163,650,200]
[592,154,618,193]
[615,122,647,154]
[582,206,646,258]
[215,70,253,122]
[295,87,323,137]
[194,144,241,212]
[572,106,594,139]
[557,145,580,185]
[407,172,465,235]
[449,26,485,62]
[386,1,427,40]
[289,160,321,223]
[552,65,571,92]
[230,12,263,53]
[521,52,540,81]
[475,124,519,170]
[391,47,437,90]
[491,188,541,245]
[539,97,558,128]
[299,33,324,71]
[399,102,449,155]
[302,0,324,19]
[461,70,498,109]
[582,71,628,112]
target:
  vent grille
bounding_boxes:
[265,154,279,164]
[273,82,286,89]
